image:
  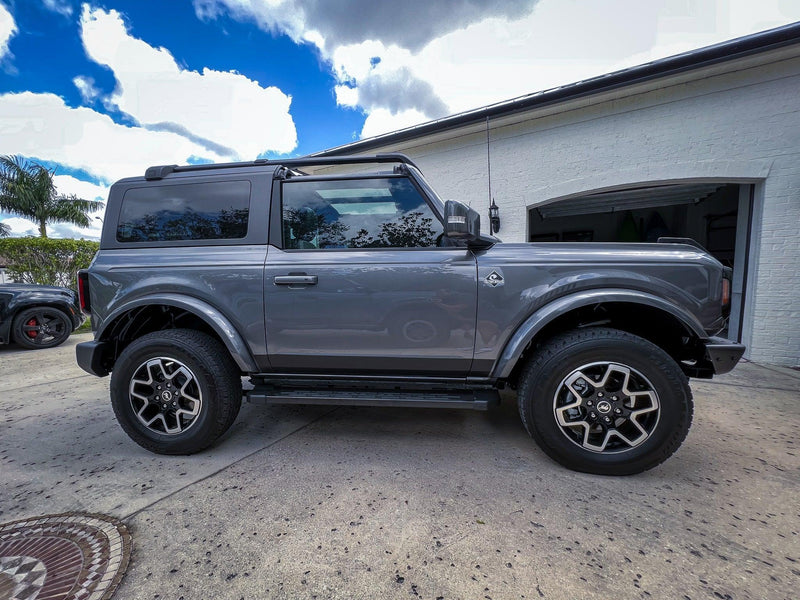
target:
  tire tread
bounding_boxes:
[517,327,693,475]
[11,306,72,350]
[110,329,242,455]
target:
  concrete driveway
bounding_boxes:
[1,333,798,600]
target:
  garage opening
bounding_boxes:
[528,183,753,341]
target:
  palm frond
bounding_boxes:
[0,155,102,237]
[49,195,104,228]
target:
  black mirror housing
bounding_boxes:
[444,200,480,240]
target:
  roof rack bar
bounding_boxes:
[144,164,178,180]
[144,153,420,180]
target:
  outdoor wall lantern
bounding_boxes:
[489,199,500,234]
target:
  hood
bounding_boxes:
[0,284,78,302]
[0,283,75,294]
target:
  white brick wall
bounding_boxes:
[351,50,800,367]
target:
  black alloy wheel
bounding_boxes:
[12,307,72,349]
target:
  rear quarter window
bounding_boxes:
[116,180,250,242]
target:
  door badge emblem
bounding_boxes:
[484,270,504,287]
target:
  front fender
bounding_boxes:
[96,293,259,373]
[491,288,707,380]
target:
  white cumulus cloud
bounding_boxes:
[0,91,226,183]
[1,217,39,238]
[0,215,102,240]
[52,174,110,203]
[41,0,74,17]
[0,2,17,60]
[194,0,535,53]
[359,108,431,140]
[79,5,297,160]
[72,75,101,103]
[195,0,800,140]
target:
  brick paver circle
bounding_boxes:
[0,513,131,600]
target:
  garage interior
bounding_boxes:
[527,182,753,341]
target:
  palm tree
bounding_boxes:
[0,155,103,238]
[0,221,9,237]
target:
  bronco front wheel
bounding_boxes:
[517,328,693,475]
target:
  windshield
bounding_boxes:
[407,165,445,220]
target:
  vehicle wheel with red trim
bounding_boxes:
[12,307,72,349]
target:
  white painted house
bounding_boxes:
[318,23,800,368]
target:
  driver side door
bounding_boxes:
[263,175,478,376]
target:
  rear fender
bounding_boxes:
[97,293,258,372]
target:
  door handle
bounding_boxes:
[273,275,318,285]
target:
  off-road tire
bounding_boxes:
[517,327,693,475]
[110,329,242,454]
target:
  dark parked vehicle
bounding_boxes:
[75,154,745,475]
[0,284,83,349]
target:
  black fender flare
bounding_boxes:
[491,288,707,380]
[96,293,258,373]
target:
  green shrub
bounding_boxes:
[0,237,99,290]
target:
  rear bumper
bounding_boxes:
[76,340,110,377]
[703,337,746,375]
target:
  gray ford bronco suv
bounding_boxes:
[76,153,745,475]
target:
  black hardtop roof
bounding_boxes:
[144,153,420,181]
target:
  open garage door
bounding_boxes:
[528,183,753,341]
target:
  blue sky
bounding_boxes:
[1,0,798,239]
[3,0,362,156]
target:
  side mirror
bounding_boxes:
[444,200,481,241]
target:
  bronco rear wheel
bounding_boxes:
[517,328,693,475]
[110,329,242,454]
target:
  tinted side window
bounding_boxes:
[117,180,250,242]
[282,178,442,249]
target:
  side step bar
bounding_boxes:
[246,388,499,411]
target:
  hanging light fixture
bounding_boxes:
[489,198,500,234]
[485,116,500,234]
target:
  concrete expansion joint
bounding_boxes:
[120,407,340,522]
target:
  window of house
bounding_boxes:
[281,177,442,249]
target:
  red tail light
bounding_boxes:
[720,273,731,319]
[77,270,91,313]
[721,278,730,307]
